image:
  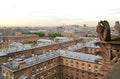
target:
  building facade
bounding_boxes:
[0,37,103,79]
[0,35,39,48]
[1,50,104,79]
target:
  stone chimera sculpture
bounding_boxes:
[95,20,120,74]
[96,20,111,41]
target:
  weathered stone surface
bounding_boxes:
[114,21,120,36]
[103,61,120,79]
[96,20,111,41]
[96,20,120,79]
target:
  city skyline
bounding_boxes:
[0,0,120,27]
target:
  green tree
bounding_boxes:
[22,32,45,37]
[49,33,62,38]
[34,32,44,37]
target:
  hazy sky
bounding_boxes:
[0,0,120,26]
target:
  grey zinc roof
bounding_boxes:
[67,40,99,51]
[0,42,32,56]
[0,38,76,56]
[0,38,99,56]
[0,51,7,56]
[59,50,101,62]
[2,49,101,72]
[10,42,23,47]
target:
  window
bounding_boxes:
[54,68,56,72]
[66,59,68,65]
[44,65,46,69]
[32,69,35,75]
[48,62,50,67]
[48,70,51,75]
[76,69,79,77]
[95,74,98,79]
[53,76,57,79]
[66,62,68,66]
[82,74,84,78]
[82,63,85,70]
[40,75,44,79]
[66,66,68,69]
[88,72,91,75]
[76,62,79,68]
[82,71,84,73]
[60,59,63,64]
[71,60,73,63]
[88,73,91,79]
[40,66,43,71]
[71,60,74,67]
[66,74,68,79]
[95,66,98,73]
[43,72,47,77]
[51,63,53,66]
[76,69,79,73]
[36,68,39,72]
[70,75,73,79]
[54,60,56,63]
[76,77,79,79]
[71,68,73,75]
[88,64,91,71]
[66,59,68,62]
[3,71,6,77]
[6,72,9,79]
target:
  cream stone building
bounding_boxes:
[0,37,105,79]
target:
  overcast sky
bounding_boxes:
[0,0,120,26]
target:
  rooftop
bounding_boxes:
[0,37,99,56]
[2,50,101,72]
[67,40,99,51]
